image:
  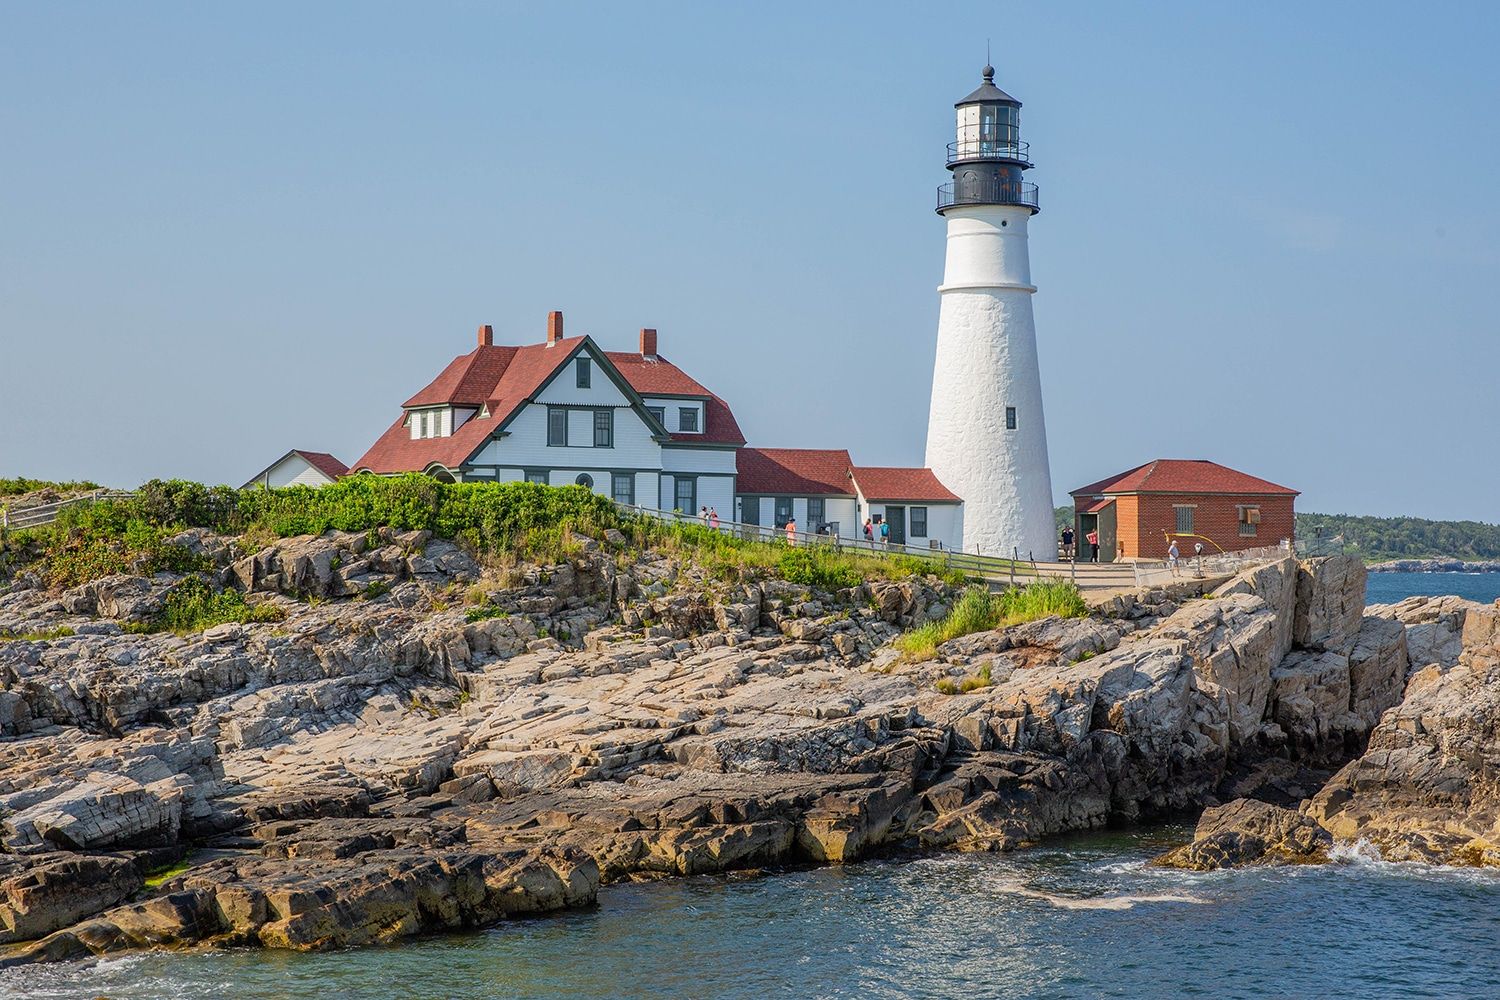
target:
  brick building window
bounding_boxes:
[1238,505,1260,537]
[1174,505,1195,535]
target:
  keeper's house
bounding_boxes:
[1069,459,1298,562]
[351,314,965,550]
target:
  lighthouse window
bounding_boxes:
[1005,406,1017,430]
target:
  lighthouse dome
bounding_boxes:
[955,65,1020,108]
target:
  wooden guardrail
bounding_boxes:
[0,490,135,531]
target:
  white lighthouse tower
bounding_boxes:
[924,66,1055,559]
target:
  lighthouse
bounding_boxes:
[924,66,1055,560]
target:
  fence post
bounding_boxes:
[1010,548,1016,588]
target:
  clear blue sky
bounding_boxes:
[3,2,1497,520]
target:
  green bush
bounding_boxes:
[143,577,285,635]
[897,578,1088,661]
[0,478,102,497]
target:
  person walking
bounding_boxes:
[1086,529,1099,562]
[708,507,719,530]
[785,515,797,546]
[1168,538,1181,575]
[879,518,890,549]
[863,518,874,545]
[1061,526,1075,560]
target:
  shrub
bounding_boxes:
[146,577,286,635]
[0,478,101,497]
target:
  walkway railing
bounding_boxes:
[608,502,1107,587]
[1130,541,1293,589]
[0,490,135,531]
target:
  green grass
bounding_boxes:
[897,578,1089,661]
[464,603,510,623]
[624,516,965,589]
[143,860,191,889]
[128,577,286,635]
[0,626,75,643]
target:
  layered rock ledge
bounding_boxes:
[0,533,1479,965]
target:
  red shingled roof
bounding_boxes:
[849,467,961,503]
[354,334,743,473]
[1071,459,1299,498]
[293,451,349,480]
[737,448,855,495]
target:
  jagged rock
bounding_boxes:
[0,853,142,945]
[1154,799,1331,870]
[1293,555,1366,653]
[1304,605,1500,866]
[1269,648,1352,757]
[1346,616,1409,732]
[0,524,1394,967]
[1366,594,1478,672]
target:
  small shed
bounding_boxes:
[243,450,349,489]
[1070,459,1297,562]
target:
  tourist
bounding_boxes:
[699,506,709,523]
[863,518,874,544]
[879,518,890,548]
[1168,539,1181,574]
[708,507,719,530]
[785,515,797,546]
[1086,529,1099,562]
[1061,526,1075,560]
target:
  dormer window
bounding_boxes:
[409,407,449,440]
[679,407,699,433]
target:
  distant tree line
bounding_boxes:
[1054,505,1500,563]
[1295,511,1500,563]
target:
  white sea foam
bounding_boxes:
[990,877,1209,910]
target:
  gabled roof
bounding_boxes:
[404,346,521,407]
[850,467,961,503]
[296,451,349,480]
[737,448,855,496]
[607,352,745,445]
[354,330,744,474]
[242,449,348,488]
[1070,459,1299,498]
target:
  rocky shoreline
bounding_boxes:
[0,525,1496,967]
[1368,558,1500,573]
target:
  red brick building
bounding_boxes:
[1069,459,1298,562]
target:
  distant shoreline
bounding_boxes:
[1367,558,1500,574]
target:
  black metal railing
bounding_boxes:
[947,139,1031,165]
[937,180,1040,212]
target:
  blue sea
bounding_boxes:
[7,572,1499,1000]
[1366,570,1500,606]
[12,830,1500,1000]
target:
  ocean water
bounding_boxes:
[10,573,1500,999]
[11,829,1500,1000]
[1365,570,1500,607]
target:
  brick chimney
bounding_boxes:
[477,324,493,348]
[546,310,563,346]
[639,328,657,359]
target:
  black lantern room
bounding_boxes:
[938,66,1039,214]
